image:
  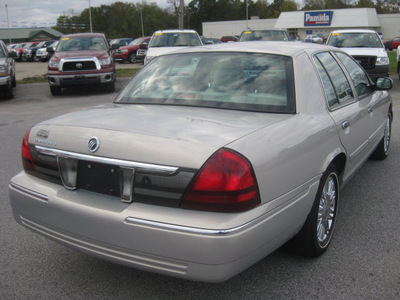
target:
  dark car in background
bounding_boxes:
[109,38,133,47]
[23,40,55,62]
[384,37,400,51]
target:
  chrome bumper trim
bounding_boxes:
[34,145,178,174]
[125,217,249,236]
[9,182,49,203]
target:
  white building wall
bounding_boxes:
[378,14,400,40]
[202,9,400,41]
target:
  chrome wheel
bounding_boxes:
[317,174,338,248]
[383,115,391,155]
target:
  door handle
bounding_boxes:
[368,107,374,113]
[341,120,350,129]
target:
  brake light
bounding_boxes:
[181,148,260,212]
[22,128,35,171]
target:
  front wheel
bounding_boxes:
[50,86,62,96]
[128,52,137,63]
[286,164,339,257]
[370,112,391,160]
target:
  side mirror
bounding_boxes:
[139,43,148,50]
[375,77,393,90]
[110,44,119,50]
[47,47,55,53]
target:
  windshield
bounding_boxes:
[57,36,107,51]
[327,32,383,48]
[115,52,295,113]
[129,37,146,46]
[240,30,289,42]
[149,32,202,47]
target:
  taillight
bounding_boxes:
[22,128,35,171]
[181,148,260,212]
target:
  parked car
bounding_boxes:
[144,29,202,65]
[384,37,400,51]
[46,33,118,96]
[305,35,323,44]
[135,38,151,63]
[201,36,222,44]
[0,40,17,99]
[10,43,27,62]
[113,36,150,63]
[23,40,55,62]
[220,35,239,42]
[9,42,393,282]
[109,38,133,47]
[239,29,289,41]
[21,42,41,62]
[326,29,389,81]
[397,46,400,80]
[36,40,58,62]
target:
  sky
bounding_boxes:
[0,0,169,28]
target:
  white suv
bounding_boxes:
[144,29,203,65]
[326,29,389,81]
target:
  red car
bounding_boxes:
[113,36,151,63]
[385,37,400,50]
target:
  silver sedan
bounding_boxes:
[9,42,393,282]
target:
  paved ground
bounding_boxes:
[15,61,142,80]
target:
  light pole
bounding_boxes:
[5,3,11,43]
[246,0,249,29]
[89,0,93,32]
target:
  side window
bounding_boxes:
[314,59,338,107]
[316,52,353,104]
[335,52,372,97]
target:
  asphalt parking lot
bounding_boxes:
[1,66,400,298]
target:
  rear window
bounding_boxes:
[115,52,295,113]
[149,32,202,47]
[327,32,383,48]
[239,30,289,42]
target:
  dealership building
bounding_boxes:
[202,8,400,41]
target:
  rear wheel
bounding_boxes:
[128,52,137,63]
[32,54,40,62]
[50,86,62,96]
[286,164,339,257]
[370,112,391,160]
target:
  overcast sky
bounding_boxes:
[0,0,169,28]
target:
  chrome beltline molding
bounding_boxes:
[34,145,179,174]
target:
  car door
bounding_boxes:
[314,52,373,178]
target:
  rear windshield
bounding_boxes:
[115,52,295,113]
[57,36,107,51]
[327,32,383,48]
[240,30,289,42]
[149,32,202,47]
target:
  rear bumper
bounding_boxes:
[47,72,115,87]
[9,172,317,282]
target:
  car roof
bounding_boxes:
[153,29,198,34]
[164,41,337,57]
[62,33,106,38]
[330,29,378,34]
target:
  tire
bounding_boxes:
[12,74,16,88]
[32,54,40,62]
[370,113,392,160]
[21,55,27,62]
[3,86,13,99]
[50,86,62,96]
[104,81,115,93]
[128,52,137,63]
[286,164,339,257]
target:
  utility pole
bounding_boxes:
[5,3,11,43]
[178,0,184,29]
[89,0,93,32]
